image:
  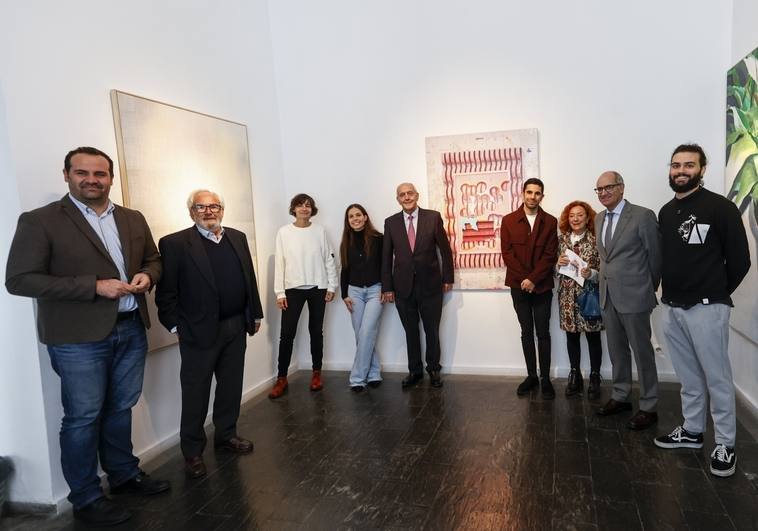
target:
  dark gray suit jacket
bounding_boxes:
[595,201,661,314]
[6,195,161,344]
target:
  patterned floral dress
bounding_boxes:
[557,231,603,333]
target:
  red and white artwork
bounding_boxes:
[426,129,540,289]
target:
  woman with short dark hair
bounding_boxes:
[269,194,337,399]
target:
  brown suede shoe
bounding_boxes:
[184,456,206,479]
[215,436,254,454]
[268,377,288,399]
[310,369,323,391]
[626,410,658,430]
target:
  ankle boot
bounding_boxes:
[310,370,323,391]
[268,377,288,399]
[587,371,601,400]
[565,369,584,397]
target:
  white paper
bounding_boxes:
[558,249,587,287]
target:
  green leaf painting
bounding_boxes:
[726,46,758,225]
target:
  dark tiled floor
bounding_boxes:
[4,371,758,530]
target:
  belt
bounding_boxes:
[116,310,140,322]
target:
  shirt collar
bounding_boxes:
[608,198,626,216]
[68,193,115,216]
[403,207,419,220]
[195,223,225,242]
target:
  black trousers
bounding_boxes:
[179,313,247,458]
[395,281,443,375]
[566,331,602,373]
[510,288,552,377]
[277,287,326,377]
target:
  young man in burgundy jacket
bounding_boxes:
[500,178,559,399]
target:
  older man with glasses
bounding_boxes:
[593,171,662,431]
[156,189,263,479]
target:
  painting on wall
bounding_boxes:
[111,90,258,352]
[425,129,540,290]
[726,46,758,345]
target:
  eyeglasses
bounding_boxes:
[192,203,223,213]
[593,184,622,195]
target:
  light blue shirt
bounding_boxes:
[601,199,626,242]
[195,223,225,243]
[68,193,136,312]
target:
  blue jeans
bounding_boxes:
[347,283,383,386]
[47,318,147,509]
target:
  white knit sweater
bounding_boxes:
[274,223,338,299]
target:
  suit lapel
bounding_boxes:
[413,209,425,254]
[226,230,252,291]
[187,228,218,292]
[606,205,631,256]
[60,196,116,264]
[595,211,607,256]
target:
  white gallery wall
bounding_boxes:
[1,0,756,510]
[267,1,732,378]
[0,0,286,507]
[729,0,758,415]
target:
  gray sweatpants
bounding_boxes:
[662,303,736,446]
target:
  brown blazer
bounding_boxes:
[5,195,161,344]
[500,205,559,293]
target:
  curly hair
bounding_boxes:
[289,193,318,216]
[558,200,597,236]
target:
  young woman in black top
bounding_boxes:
[340,204,385,391]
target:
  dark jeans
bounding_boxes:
[395,282,443,375]
[179,314,247,458]
[278,287,326,377]
[510,288,552,378]
[47,317,146,510]
[566,331,602,373]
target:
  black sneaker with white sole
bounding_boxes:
[654,425,703,449]
[710,444,736,477]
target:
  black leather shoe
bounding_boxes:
[215,436,254,454]
[185,456,207,479]
[627,410,658,430]
[73,497,131,526]
[565,369,584,397]
[401,373,423,388]
[351,385,365,393]
[367,380,382,388]
[587,372,601,400]
[597,399,633,416]
[541,377,555,400]
[516,375,539,396]
[110,471,170,496]
[430,371,443,388]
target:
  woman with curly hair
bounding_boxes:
[556,201,604,399]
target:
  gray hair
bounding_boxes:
[610,172,624,185]
[186,189,225,210]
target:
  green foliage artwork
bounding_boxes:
[726,46,758,225]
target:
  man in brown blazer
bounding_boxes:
[381,182,454,389]
[6,147,168,527]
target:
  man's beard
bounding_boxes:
[669,172,703,193]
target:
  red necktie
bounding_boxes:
[407,214,416,251]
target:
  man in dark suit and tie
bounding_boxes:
[156,189,263,479]
[6,146,168,527]
[594,171,662,430]
[382,182,454,388]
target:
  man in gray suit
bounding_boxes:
[594,171,661,430]
[6,147,168,527]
